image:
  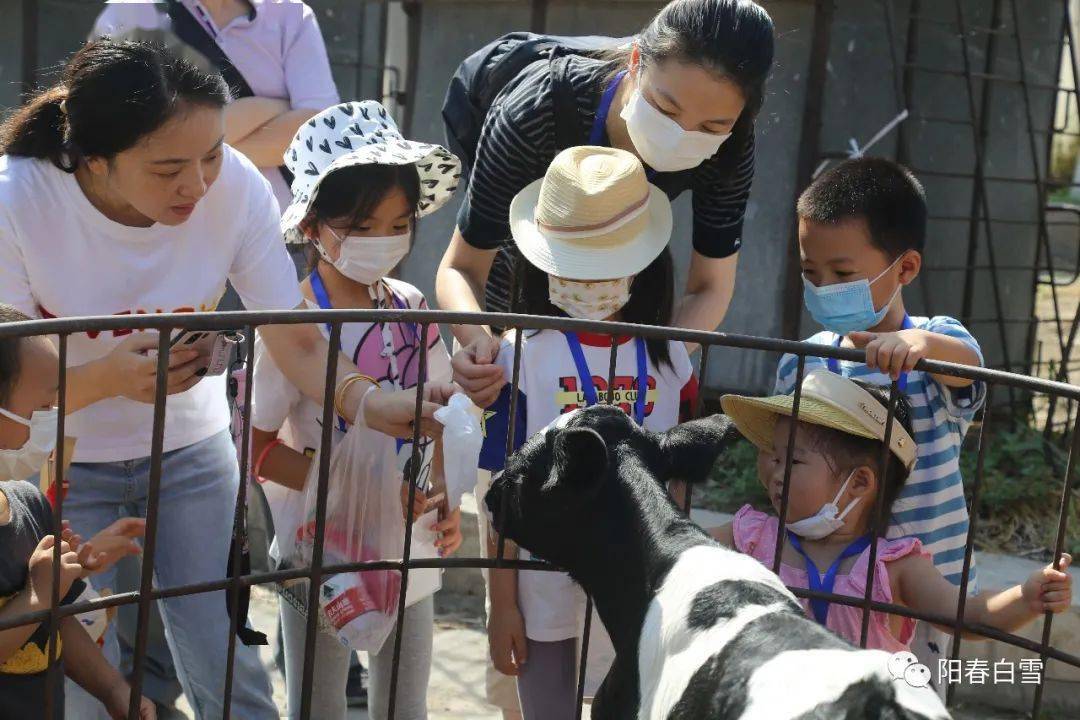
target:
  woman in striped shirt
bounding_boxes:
[437,0,776,407]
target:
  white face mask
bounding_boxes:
[0,407,58,481]
[548,276,632,321]
[318,227,411,285]
[619,78,731,173]
[785,472,861,540]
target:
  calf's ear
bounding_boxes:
[658,414,740,485]
[544,426,608,494]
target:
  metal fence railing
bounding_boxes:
[0,309,1077,719]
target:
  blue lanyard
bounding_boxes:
[826,314,914,393]
[589,71,657,182]
[786,532,873,626]
[309,268,417,432]
[309,270,350,433]
[563,332,648,425]
[309,268,418,344]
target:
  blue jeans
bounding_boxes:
[64,430,276,719]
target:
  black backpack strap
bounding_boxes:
[165,1,294,188]
[549,54,582,152]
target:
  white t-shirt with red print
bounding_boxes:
[0,148,303,462]
[479,329,697,642]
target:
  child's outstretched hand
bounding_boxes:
[1022,553,1073,614]
[488,603,528,676]
[78,518,145,576]
[849,329,929,380]
[28,535,83,602]
[400,483,429,523]
[433,507,463,557]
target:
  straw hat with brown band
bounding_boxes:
[509,146,673,280]
[720,369,917,472]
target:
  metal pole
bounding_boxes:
[859,379,900,647]
[772,356,806,575]
[222,325,257,717]
[954,0,1018,407]
[946,387,993,707]
[298,323,342,719]
[386,323,430,720]
[127,329,172,719]
[42,335,67,720]
[781,0,835,341]
[1032,398,1080,715]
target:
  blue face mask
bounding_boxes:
[802,257,902,334]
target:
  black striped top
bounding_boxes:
[456,54,756,315]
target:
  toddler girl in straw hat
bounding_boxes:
[708,369,1073,656]
[474,146,699,719]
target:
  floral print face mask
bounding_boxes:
[547,276,633,321]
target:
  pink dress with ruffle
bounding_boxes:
[731,504,927,653]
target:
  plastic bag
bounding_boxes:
[433,393,483,510]
[295,421,405,652]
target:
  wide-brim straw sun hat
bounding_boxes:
[720,369,917,471]
[280,100,461,237]
[509,146,672,280]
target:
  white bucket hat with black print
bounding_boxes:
[280,100,461,238]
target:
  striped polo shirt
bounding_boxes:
[775,316,985,588]
[458,53,756,315]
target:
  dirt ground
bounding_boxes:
[157,585,1029,720]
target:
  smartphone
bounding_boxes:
[169,329,243,377]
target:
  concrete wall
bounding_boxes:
[810,0,1064,378]
[0,0,1063,393]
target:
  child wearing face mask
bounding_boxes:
[475,147,698,720]
[775,157,985,682]
[0,305,153,718]
[248,101,464,720]
[708,369,1073,654]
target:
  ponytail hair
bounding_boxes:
[0,38,229,172]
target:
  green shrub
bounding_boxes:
[697,437,769,515]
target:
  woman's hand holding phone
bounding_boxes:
[95,334,205,403]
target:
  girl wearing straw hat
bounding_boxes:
[710,369,1073,658]
[477,146,698,719]
[247,100,465,720]
[439,0,774,410]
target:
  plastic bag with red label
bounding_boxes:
[295,421,406,652]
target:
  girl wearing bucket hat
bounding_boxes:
[708,369,1073,656]
[438,0,774,411]
[476,146,699,719]
[249,100,463,720]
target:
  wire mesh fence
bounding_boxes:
[0,308,1077,719]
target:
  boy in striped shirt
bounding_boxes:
[774,157,984,688]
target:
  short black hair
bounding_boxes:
[797,380,915,535]
[0,305,33,406]
[797,157,927,257]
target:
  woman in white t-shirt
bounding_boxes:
[0,40,451,720]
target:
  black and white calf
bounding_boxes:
[485,405,951,720]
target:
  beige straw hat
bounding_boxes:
[509,146,672,280]
[720,369,917,471]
